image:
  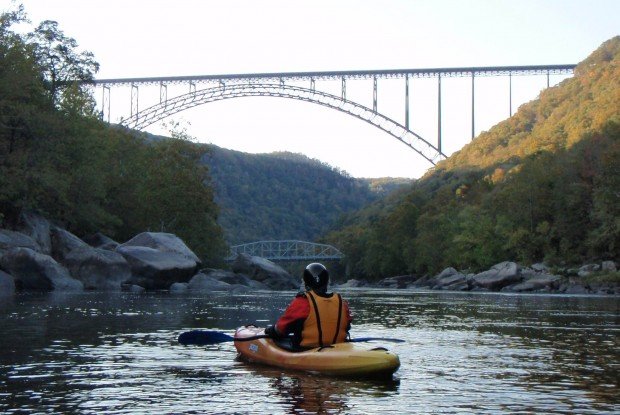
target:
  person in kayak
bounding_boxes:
[265,263,352,349]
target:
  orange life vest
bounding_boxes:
[300,290,348,348]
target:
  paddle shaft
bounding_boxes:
[177,330,404,345]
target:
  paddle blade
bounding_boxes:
[178,330,235,345]
[349,337,405,343]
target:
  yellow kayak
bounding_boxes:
[233,326,400,378]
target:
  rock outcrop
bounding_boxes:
[231,253,297,290]
[0,270,15,295]
[64,247,131,290]
[378,260,619,295]
[0,247,83,291]
[116,245,198,290]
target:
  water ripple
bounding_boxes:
[0,291,618,414]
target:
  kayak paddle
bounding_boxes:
[178,330,405,345]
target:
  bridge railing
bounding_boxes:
[225,240,345,262]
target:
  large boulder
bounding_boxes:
[377,274,418,288]
[0,247,83,291]
[578,264,600,277]
[473,261,522,291]
[116,245,198,290]
[83,232,119,251]
[63,247,131,290]
[432,267,469,290]
[50,227,90,262]
[337,279,366,288]
[0,229,40,254]
[231,253,297,290]
[201,268,269,290]
[503,274,562,292]
[188,273,232,291]
[16,211,52,255]
[120,232,200,265]
[601,261,617,272]
[0,270,15,295]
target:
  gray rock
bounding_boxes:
[473,261,522,291]
[435,267,459,279]
[200,268,269,289]
[170,282,189,292]
[116,245,198,290]
[188,273,232,290]
[125,284,146,294]
[408,274,433,288]
[531,263,550,273]
[377,274,418,289]
[51,227,90,262]
[64,247,131,290]
[83,232,120,250]
[0,270,15,295]
[433,272,467,290]
[120,232,200,265]
[228,284,251,294]
[578,264,600,277]
[564,284,590,294]
[0,247,83,291]
[601,261,617,272]
[0,229,40,253]
[591,284,618,295]
[231,253,297,290]
[443,281,469,291]
[505,274,562,292]
[337,279,365,288]
[16,211,52,255]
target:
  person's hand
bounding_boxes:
[264,325,279,338]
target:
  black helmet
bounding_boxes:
[303,263,329,292]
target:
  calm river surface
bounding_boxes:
[0,289,618,414]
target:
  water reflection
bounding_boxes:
[240,363,399,415]
[0,290,618,414]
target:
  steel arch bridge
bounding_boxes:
[123,83,442,165]
[90,64,575,166]
[226,240,345,262]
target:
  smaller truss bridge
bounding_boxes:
[226,240,345,262]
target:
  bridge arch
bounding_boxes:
[121,83,445,165]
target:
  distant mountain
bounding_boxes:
[200,146,413,244]
[325,36,620,279]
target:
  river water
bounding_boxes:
[0,289,618,414]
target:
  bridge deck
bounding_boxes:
[90,65,576,86]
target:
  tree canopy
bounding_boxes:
[0,5,227,264]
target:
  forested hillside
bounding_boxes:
[326,37,620,279]
[0,6,227,264]
[202,146,411,244]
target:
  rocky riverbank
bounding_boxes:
[0,211,298,296]
[342,260,619,295]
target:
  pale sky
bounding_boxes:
[7,0,620,178]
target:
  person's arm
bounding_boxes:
[274,295,309,336]
[344,300,353,333]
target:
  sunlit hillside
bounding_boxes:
[326,37,620,279]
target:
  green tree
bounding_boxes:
[27,19,99,107]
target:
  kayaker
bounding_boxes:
[265,263,352,349]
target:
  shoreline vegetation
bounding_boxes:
[1,212,617,297]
